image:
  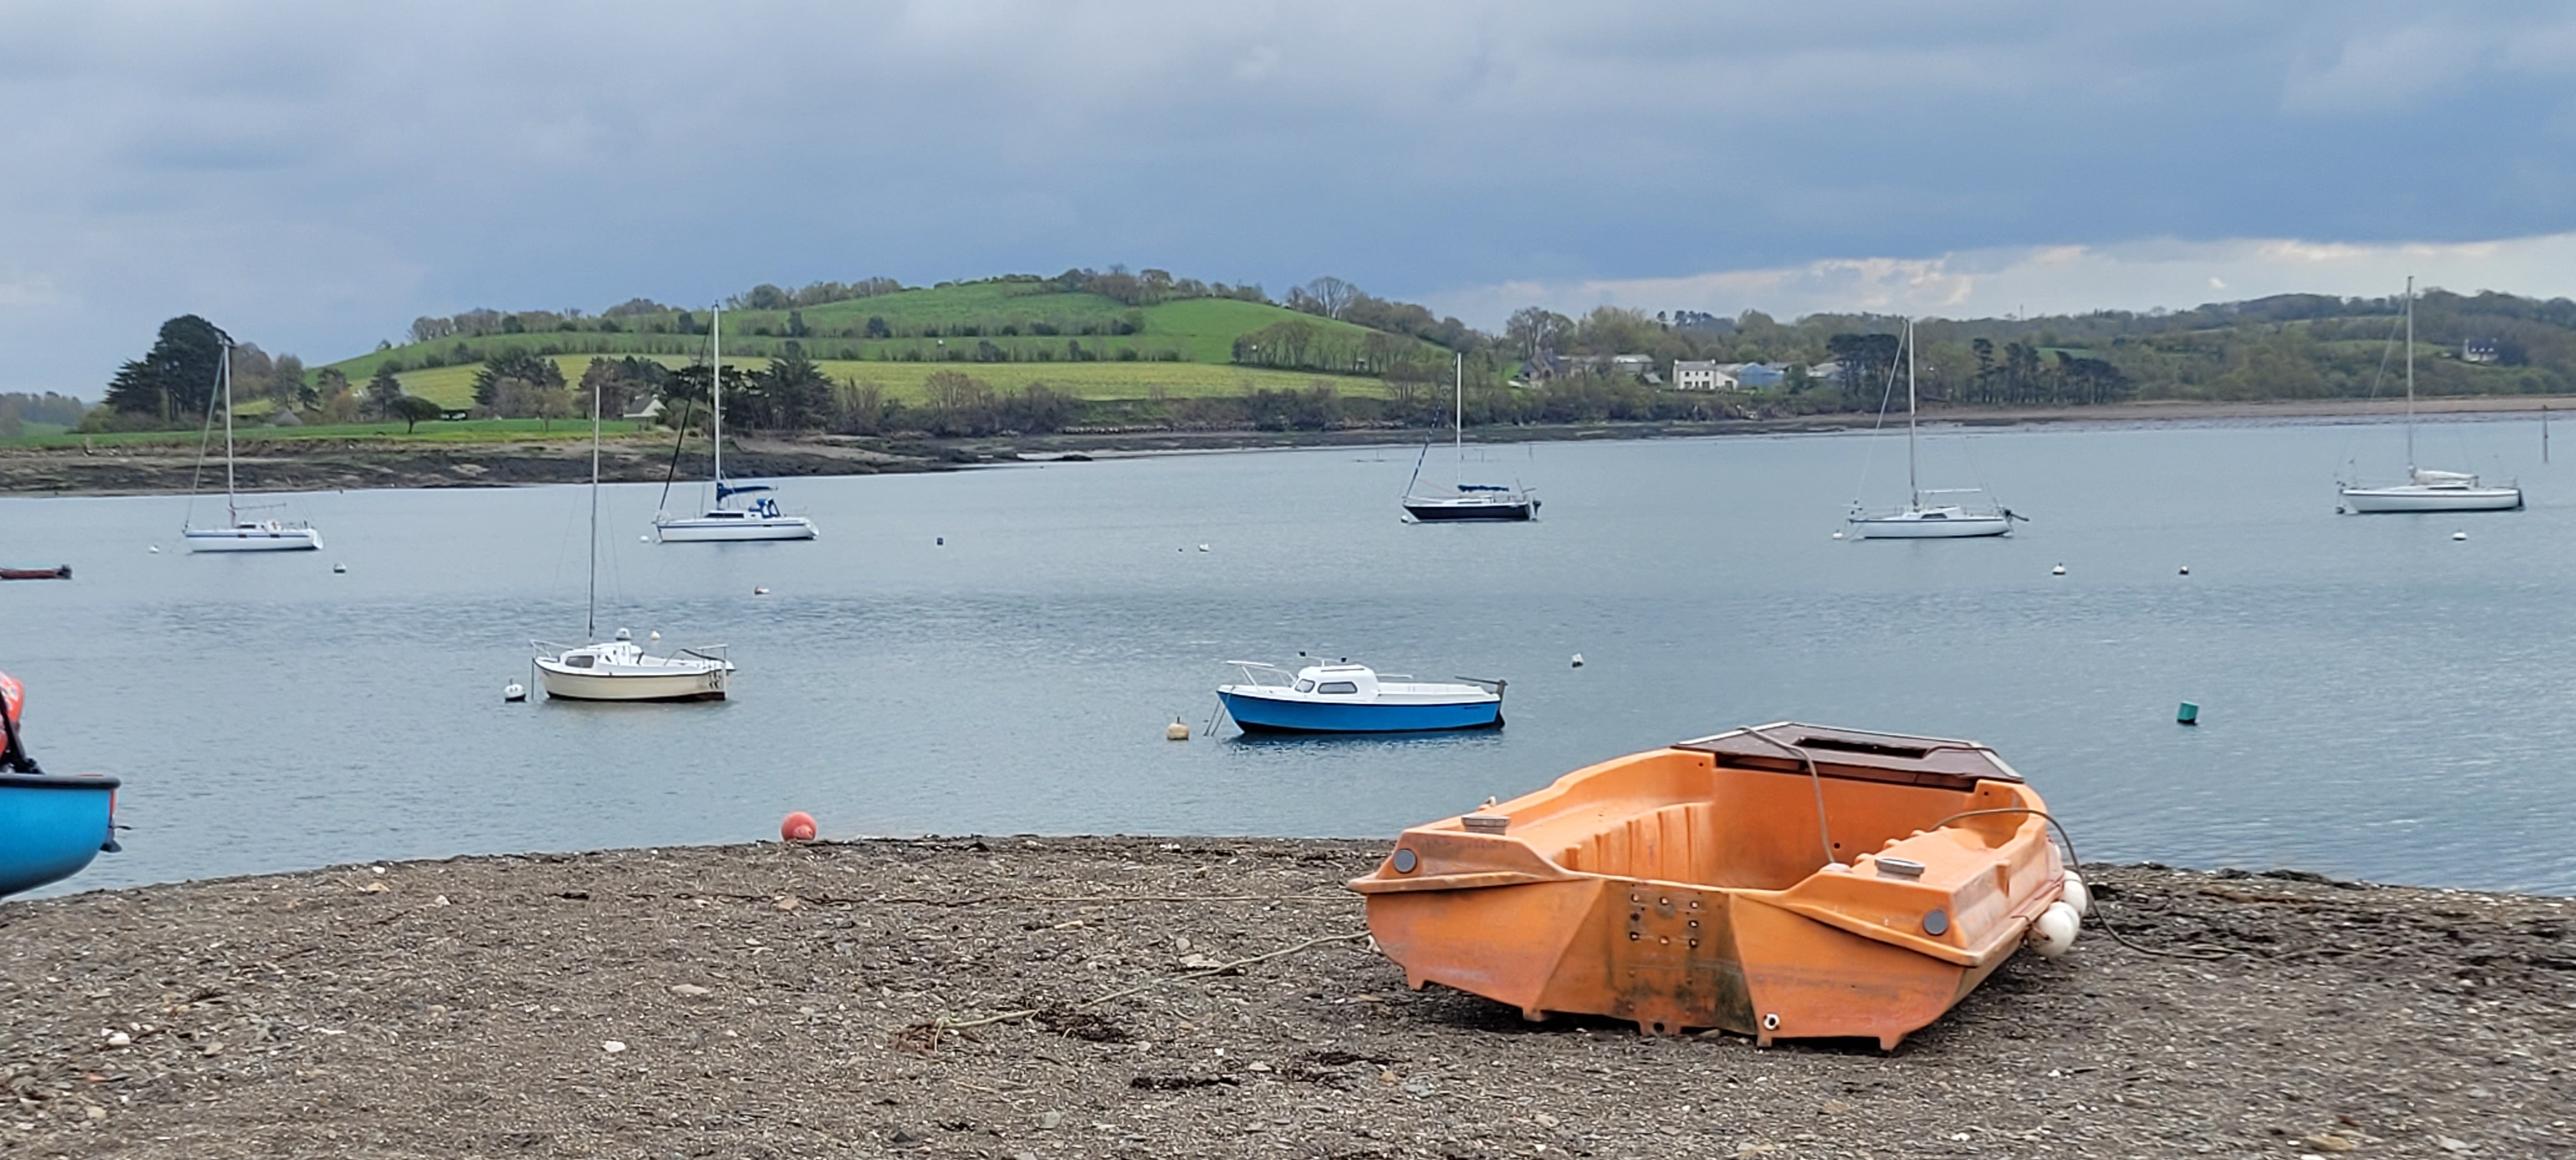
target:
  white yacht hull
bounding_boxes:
[1847,512,2011,539]
[654,515,816,542]
[2340,485,2524,513]
[185,526,323,552]
[533,660,728,701]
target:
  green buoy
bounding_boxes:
[2177,701,2200,726]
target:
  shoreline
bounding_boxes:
[2,836,2568,1157]
[3,393,2568,498]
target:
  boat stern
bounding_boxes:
[0,774,120,899]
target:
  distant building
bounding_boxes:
[1673,360,1738,391]
[1724,362,1786,389]
[2464,340,2500,364]
[622,397,666,422]
[1609,354,1656,380]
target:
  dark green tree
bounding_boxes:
[102,316,231,423]
[390,395,443,433]
[471,351,565,407]
[367,365,404,418]
[750,351,832,429]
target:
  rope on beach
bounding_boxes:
[910,929,1374,1044]
[1926,807,2235,961]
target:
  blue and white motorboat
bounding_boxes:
[1,671,121,899]
[0,772,121,898]
[1216,660,1505,734]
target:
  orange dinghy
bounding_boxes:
[1350,722,2083,1048]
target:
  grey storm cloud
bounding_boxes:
[5,1,2576,392]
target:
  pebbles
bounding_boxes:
[1,839,2566,1157]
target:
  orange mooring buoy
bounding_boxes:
[780,811,818,842]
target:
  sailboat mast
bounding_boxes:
[586,344,601,643]
[220,343,238,523]
[2390,275,2411,471]
[1905,319,1920,508]
[1453,353,1463,488]
[711,306,723,501]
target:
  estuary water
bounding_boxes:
[7,415,2573,896]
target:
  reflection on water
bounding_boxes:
[6,415,2572,896]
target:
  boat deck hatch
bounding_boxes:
[1673,722,2021,791]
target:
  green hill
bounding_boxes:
[325,279,1450,410]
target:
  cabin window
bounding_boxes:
[565,655,594,669]
[1317,681,1359,694]
[1294,680,1315,693]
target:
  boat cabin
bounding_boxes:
[1291,664,1379,699]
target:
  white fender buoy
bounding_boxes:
[753,586,770,595]
[1165,717,1190,741]
[640,534,650,542]
[2453,530,2468,541]
[2178,565,2190,576]
[648,630,660,641]
[2062,871,2093,918]
[2051,563,2067,576]
[1197,544,1210,553]
[1570,653,1585,668]
[503,680,526,703]
[1831,530,1844,539]
[2027,901,2081,959]
[333,563,348,574]
[148,545,160,553]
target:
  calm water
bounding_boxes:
[8,415,2572,896]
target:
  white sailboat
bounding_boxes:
[1402,353,1538,522]
[2338,277,2523,514]
[533,374,734,702]
[654,307,817,542]
[184,343,322,553]
[1846,319,2018,539]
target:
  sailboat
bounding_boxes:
[183,343,322,552]
[533,373,735,701]
[653,307,817,542]
[1403,354,1538,522]
[2338,277,2523,514]
[1846,319,2018,539]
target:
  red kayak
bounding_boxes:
[0,566,69,581]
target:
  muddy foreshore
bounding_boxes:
[2,837,2568,1159]
[7,395,2570,498]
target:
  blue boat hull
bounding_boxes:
[1218,691,1503,735]
[0,774,118,899]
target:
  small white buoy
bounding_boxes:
[503,680,526,703]
[2025,901,2081,959]
[1831,530,1844,539]
[333,562,348,574]
[2051,563,2066,576]
[1570,653,1585,668]
[148,545,160,553]
[1165,717,1190,741]
[753,586,770,595]
[648,630,660,641]
[2179,565,2190,576]
[2061,871,2092,917]
[2453,530,2468,541]
[1197,544,1210,553]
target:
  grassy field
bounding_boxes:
[320,279,1438,394]
[1,416,646,449]
[364,356,1389,410]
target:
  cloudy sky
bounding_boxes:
[7,1,2576,392]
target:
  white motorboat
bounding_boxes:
[532,365,733,702]
[2339,278,2523,514]
[1216,660,1504,734]
[1847,319,2019,540]
[654,307,817,542]
[1403,354,1537,523]
[185,344,321,553]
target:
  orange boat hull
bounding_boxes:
[1352,723,2070,1048]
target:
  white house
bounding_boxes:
[1673,360,1739,391]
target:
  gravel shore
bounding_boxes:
[3,837,2569,1159]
